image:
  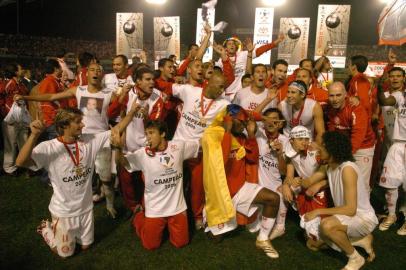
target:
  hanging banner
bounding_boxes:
[253,7,274,64]
[153,16,180,64]
[116,13,143,59]
[278,17,310,67]
[314,5,351,68]
[365,61,406,77]
[196,8,215,62]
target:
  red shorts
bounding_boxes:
[296,189,329,216]
[133,210,189,250]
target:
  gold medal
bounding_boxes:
[75,166,83,175]
[200,117,207,125]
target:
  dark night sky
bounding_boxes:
[0,0,387,46]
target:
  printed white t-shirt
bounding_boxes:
[125,140,199,217]
[233,86,277,112]
[172,84,229,141]
[30,131,111,217]
[392,91,406,142]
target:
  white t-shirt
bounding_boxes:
[382,91,397,143]
[392,90,406,142]
[125,88,163,152]
[216,50,258,78]
[30,131,111,217]
[125,140,199,218]
[233,86,277,112]
[286,143,320,179]
[172,84,230,141]
[76,86,112,134]
[102,73,134,94]
[327,161,375,216]
[257,132,289,190]
[281,98,317,138]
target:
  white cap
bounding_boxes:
[289,125,311,139]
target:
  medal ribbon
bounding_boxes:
[58,137,80,167]
[200,92,215,118]
[290,104,305,127]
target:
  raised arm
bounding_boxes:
[195,24,212,61]
[16,120,45,168]
[112,100,142,134]
[244,38,254,75]
[377,77,396,107]
[253,33,284,58]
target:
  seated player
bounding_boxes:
[204,105,281,259]
[15,105,139,258]
[113,121,199,250]
[304,131,378,270]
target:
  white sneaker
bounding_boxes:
[378,214,397,231]
[255,239,279,259]
[397,221,406,236]
[351,234,375,262]
[269,226,285,240]
[343,251,365,270]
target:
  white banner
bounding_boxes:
[196,8,215,62]
[153,16,180,62]
[253,8,274,64]
[278,18,310,65]
[314,5,351,68]
[365,62,406,77]
[116,13,143,59]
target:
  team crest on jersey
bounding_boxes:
[170,144,178,151]
[159,153,175,168]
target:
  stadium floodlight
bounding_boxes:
[262,0,286,6]
[146,0,167,4]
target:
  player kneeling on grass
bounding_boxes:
[15,105,139,258]
[113,121,199,250]
[304,131,378,270]
[205,105,281,259]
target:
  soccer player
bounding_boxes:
[72,52,95,87]
[107,67,165,213]
[326,82,375,195]
[15,63,119,218]
[315,56,334,91]
[304,131,378,270]
[256,108,288,239]
[278,80,325,145]
[102,55,134,97]
[15,103,139,258]
[295,68,328,107]
[265,59,289,102]
[205,105,281,258]
[113,120,199,250]
[1,63,29,176]
[377,67,406,235]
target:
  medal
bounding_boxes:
[200,92,214,125]
[58,137,81,175]
[290,104,305,128]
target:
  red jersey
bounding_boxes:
[347,73,372,117]
[71,67,88,87]
[38,75,64,126]
[222,133,259,197]
[326,100,375,153]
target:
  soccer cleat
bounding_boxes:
[378,214,397,231]
[269,226,285,240]
[397,221,406,236]
[342,251,365,270]
[195,219,204,230]
[255,239,279,259]
[351,234,375,262]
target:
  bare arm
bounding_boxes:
[313,102,325,146]
[377,77,396,106]
[16,120,45,168]
[254,87,278,113]
[244,38,254,74]
[195,24,212,60]
[301,165,327,188]
[15,87,76,102]
[112,101,141,134]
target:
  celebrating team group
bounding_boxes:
[3,24,406,270]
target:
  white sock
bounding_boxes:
[275,193,287,229]
[348,249,361,259]
[385,188,398,215]
[257,216,276,241]
[41,225,57,248]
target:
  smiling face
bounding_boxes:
[286,86,305,106]
[112,56,128,77]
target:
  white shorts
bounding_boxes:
[379,142,406,190]
[335,213,378,240]
[95,147,112,181]
[204,182,263,236]
[354,146,375,193]
[52,210,94,250]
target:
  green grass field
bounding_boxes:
[1,174,405,270]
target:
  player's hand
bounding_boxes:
[304,209,320,221]
[244,38,254,53]
[139,104,149,120]
[291,177,302,187]
[272,140,283,155]
[122,83,132,95]
[349,96,360,107]
[129,98,141,114]
[110,127,123,148]
[266,87,278,101]
[282,184,294,203]
[388,48,397,64]
[30,120,45,135]
[275,33,285,45]
[246,120,257,138]
[213,41,227,60]
[204,23,212,34]
[305,183,321,198]
[13,94,24,102]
